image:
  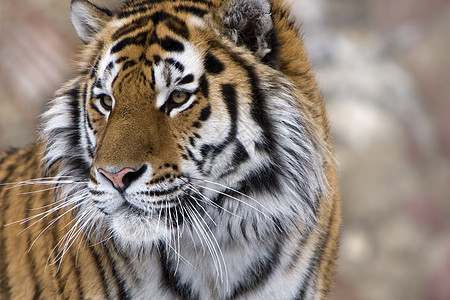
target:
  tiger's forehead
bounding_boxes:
[106,2,209,54]
[89,4,212,95]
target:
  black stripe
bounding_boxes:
[209,40,277,154]
[0,162,19,188]
[122,60,137,71]
[83,85,92,130]
[0,147,34,184]
[204,53,224,74]
[159,245,200,300]
[0,148,33,298]
[198,105,211,121]
[199,74,209,98]
[0,148,17,165]
[282,148,319,216]
[222,84,237,134]
[71,249,85,299]
[117,0,213,18]
[286,232,310,271]
[111,31,149,54]
[90,246,116,300]
[116,56,129,64]
[118,6,150,18]
[108,240,142,293]
[110,73,121,94]
[93,79,102,89]
[90,102,104,115]
[151,10,173,24]
[294,262,315,300]
[190,84,238,174]
[104,247,131,300]
[139,53,153,67]
[90,58,100,79]
[227,239,283,299]
[82,85,96,159]
[232,141,249,166]
[49,198,66,296]
[216,142,250,180]
[66,157,90,179]
[105,62,114,74]
[295,201,337,298]
[261,27,280,68]
[111,16,151,40]
[239,164,281,196]
[165,18,190,40]
[189,136,196,147]
[165,58,185,72]
[68,97,82,151]
[177,74,194,85]
[174,5,208,17]
[153,55,162,65]
[24,171,44,299]
[248,69,276,153]
[0,179,12,298]
[160,38,184,52]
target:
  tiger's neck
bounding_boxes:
[101,229,294,300]
[93,191,311,300]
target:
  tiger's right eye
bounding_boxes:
[98,94,113,111]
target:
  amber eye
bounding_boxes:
[162,90,193,115]
[98,94,113,111]
[170,91,189,104]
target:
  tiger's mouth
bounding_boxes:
[116,187,184,214]
[89,181,188,216]
[122,199,179,215]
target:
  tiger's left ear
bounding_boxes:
[216,0,279,67]
[71,0,112,44]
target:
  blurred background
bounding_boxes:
[0,0,449,299]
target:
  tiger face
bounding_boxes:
[42,0,329,251]
[85,12,264,245]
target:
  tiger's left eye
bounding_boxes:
[98,94,113,111]
[170,91,189,104]
[162,91,193,115]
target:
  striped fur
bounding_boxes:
[0,0,341,299]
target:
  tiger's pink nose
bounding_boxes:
[98,167,138,193]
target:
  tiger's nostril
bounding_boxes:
[98,165,147,193]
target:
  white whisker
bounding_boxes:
[28,201,85,252]
[186,202,227,284]
[17,186,62,195]
[195,184,266,215]
[183,184,241,219]
[6,196,77,228]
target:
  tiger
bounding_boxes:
[0,0,340,299]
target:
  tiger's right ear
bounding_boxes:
[213,0,279,67]
[71,0,112,44]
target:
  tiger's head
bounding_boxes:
[41,0,329,251]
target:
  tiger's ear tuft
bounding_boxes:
[217,0,279,67]
[71,0,112,44]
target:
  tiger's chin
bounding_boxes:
[90,193,181,250]
[106,208,175,250]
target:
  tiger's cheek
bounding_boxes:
[85,99,108,146]
[169,81,227,144]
